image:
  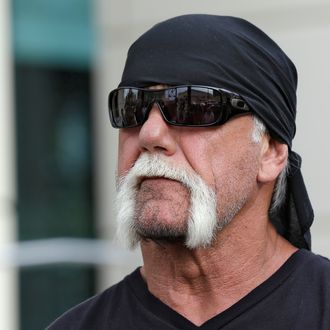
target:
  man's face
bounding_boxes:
[116,98,262,248]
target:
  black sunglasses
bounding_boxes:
[108,85,250,128]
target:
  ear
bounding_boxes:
[257,136,288,183]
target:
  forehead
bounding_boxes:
[148,84,169,90]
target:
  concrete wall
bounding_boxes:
[94,0,330,288]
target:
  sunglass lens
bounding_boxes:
[163,87,223,125]
[111,89,145,128]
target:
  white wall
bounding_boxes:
[0,0,18,329]
[94,0,330,288]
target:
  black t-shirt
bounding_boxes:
[47,249,330,329]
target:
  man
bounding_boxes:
[48,14,330,329]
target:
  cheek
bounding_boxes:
[208,122,261,186]
[117,130,140,177]
[179,133,218,186]
[212,142,261,206]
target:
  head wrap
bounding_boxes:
[119,14,314,249]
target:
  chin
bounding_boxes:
[135,220,188,242]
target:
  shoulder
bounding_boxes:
[287,249,330,291]
[296,249,330,273]
[46,268,141,330]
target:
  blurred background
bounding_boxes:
[0,0,329,329]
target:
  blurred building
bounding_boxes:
[12,0,95,329]
[0,0,329,329]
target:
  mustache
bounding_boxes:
[117,153,197,191]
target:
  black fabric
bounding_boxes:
[47,249,330,329]
[271,152,314,249]
[118,14,314,249]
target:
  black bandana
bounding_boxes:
[119,14,314,249]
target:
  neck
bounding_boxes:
[140,216,297,326]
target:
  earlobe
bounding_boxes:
[257,137,288,183]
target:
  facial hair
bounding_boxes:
[115,153,219,249]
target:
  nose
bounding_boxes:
[138,103,177,155]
